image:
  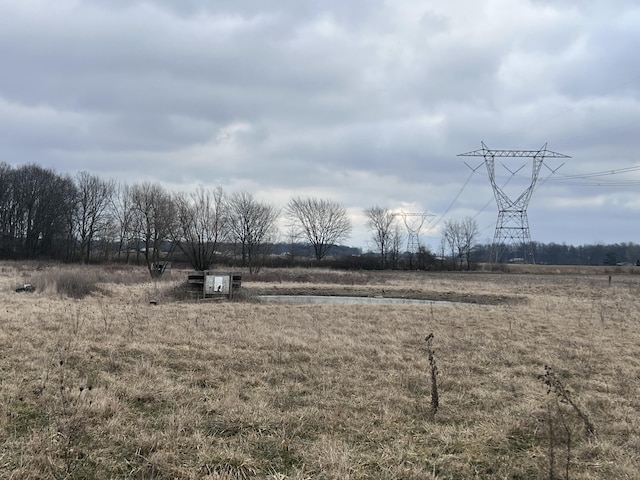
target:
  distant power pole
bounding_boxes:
[458,142,570,264]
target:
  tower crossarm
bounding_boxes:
[459,142,570,210]
[459,149,570,158]
[400,212,435,234]
[458,144,571,159]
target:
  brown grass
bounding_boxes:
[1,262,640,479]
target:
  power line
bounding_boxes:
[556,165,640,179]
[490,164,640,187]
[430,169,476,230]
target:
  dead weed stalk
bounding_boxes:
[424,333,439,416]
[539,365,595,480]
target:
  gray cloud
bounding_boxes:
[1,0,639,248]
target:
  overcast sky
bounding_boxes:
[2,0,640,250]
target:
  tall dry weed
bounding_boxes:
[424,333,439,416]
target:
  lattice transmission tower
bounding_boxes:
[401,212,435,255]
[458,142,570,264]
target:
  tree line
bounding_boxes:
[0,163,355,274]
[1,163,636,274]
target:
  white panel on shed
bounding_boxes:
[205,274,230,295]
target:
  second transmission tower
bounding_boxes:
[401,212,435,255]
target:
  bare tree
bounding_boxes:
[226,191,279,274]
[443,217,479,270]
[130,182,177,277]
[10,164,76,259]
[389,222,405,269]
[111,182,136,263]
[443,220,462,270]
[173,186,227,271]
[460,217,480,270]
[285,225,303,267]
[0,163,14,256]
[364,205,397,268]
[286,197,352,262]
[74,171,115,263]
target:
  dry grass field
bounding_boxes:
[1,262,639,479]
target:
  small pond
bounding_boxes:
[258,295,467,306]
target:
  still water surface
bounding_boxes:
[258,295,464,306]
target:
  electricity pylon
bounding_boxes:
[401,212,435,255]
[458,142,569,263]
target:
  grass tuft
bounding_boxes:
[202,459,258,479]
